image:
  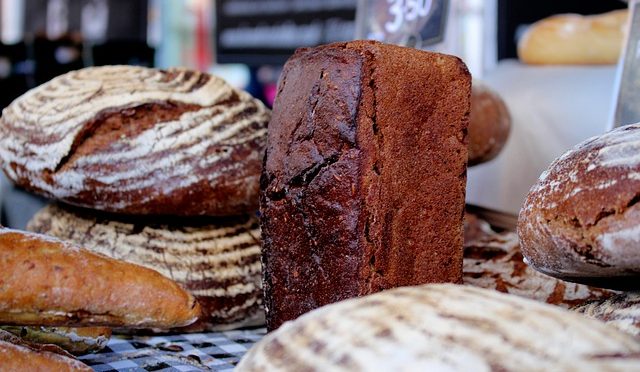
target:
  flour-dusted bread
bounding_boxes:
[0,66,269,216]
[28,203,262,330]
[0,228,200,328]
[519,124,640,289]
[574,292,640,337]
[261,40,471,330]
[468,81,511,166]
[237,284,640,371]
[518,10,628,65]
[1,326,111,355]
[463,227,615,307]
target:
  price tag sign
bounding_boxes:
[355,0,449,48]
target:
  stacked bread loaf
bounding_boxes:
[0,65,270,340]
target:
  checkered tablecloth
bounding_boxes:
[78,328,266,371]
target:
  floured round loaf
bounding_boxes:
[237,284,640,372]
[0,65,270,216]
[519,123,640,289]
[27,203,263,331]
[468,82,511,166]
[574,292,640,337]
[463,227,615,308]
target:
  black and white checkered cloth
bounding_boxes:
[79,328,266,371]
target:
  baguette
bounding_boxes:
[0,228,200,328]
[0,329,91,371]
[1,326,111,355]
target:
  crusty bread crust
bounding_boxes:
[0,228,201,328]
[261,40,470,330]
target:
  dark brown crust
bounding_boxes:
[261,40,471,330]
[0,228,201,328]
[468,82,511,166]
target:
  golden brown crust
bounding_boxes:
[0,228,201,328]
[518,10,628,65]
[0,339,92,372]
[468,82,511,166]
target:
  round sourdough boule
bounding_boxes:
[0,65,270,216]
[27,203,263,331]
[468,81,511,166]
[519,124,640,289]
[236,284,640,372]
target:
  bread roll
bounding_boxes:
[261,40,470,330]
[518,10,628,65]
[519,123,640,289]
[237,284,640,371]
[0,228,201,328]
[0,65,269,216]
[468,82,511,166]
[1,326,111,355]
[28,203,263,331]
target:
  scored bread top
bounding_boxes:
[0,65,269,216]
[237,284,640,371]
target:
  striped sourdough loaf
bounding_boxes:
[463,218,615,307]
[519,123,640,289]
[574,292,640,337]
[27,203,263,331]
[0,65,269,216]
[237,284,640,372]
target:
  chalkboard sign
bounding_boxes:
[215,0,357,66]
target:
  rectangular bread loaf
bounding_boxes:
[260,40,471,330]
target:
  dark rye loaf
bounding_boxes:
[261,40,471,330]
[0,66,269,216]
